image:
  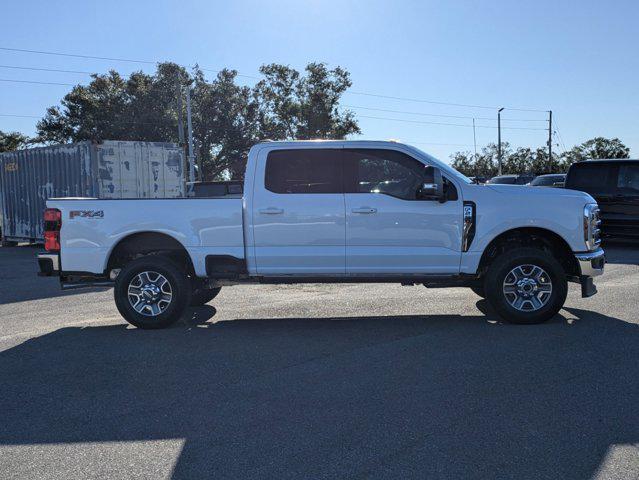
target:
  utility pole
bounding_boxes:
[185,86,195,184]
[176,83,185,145]
[472,118,477,158]
[548,110,553,173]
[497,107,504,175]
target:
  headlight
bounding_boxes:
[583,203,601,251]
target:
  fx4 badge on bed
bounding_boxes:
[69,210,104,219]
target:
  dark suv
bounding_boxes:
[565,159,639,240]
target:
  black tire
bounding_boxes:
[469,285,486,298]
[190,286,222,306]
[114,256,191,329]
[484,247,567,324]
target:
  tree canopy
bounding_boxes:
[0,131,33,153]
[34,62,360,179]
[561,137,630,164]
[450,137,630,177]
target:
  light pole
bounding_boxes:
[185,86,195,184]
[497,107,504,175]
[547,110,553,173]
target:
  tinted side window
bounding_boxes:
[488,176,516,184]
[566,164,614,195]
[531,176,554,186]
[343,149,426,200]
[265,149,342,194]
[617,165,639,194]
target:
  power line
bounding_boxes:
[554,123,568,154]
[0,78,74,86]
[0,111,520,131]
[357,114,547,131]
[0,64,94,75]
[0,46,549,111]
[347,91,548,113]
[2,111,546,132]
[0,65,549,125]
[0,45,553,151]
[0,113,175,127]
[0,46,157,65]
[0,113,475,148]
[343,105,546,122]
[346,91,497,110]
[0,46,260,79]
[0,114,40,118]
[0,64,551,125]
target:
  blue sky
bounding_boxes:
[1,0,637,162]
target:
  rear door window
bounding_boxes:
[265,149,342,194]
[616,165,639,195]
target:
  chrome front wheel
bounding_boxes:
[485,247,567,324]
[502,264,553,312]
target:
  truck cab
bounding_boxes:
[38,141,605,328]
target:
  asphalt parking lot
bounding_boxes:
[1,245,638,479]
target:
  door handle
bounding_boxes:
[351,207,377,214]
[258,207,284,214]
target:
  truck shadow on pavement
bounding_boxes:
[0,246,108,305]
[0,307,637,479]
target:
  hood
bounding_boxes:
[485,184,595,203]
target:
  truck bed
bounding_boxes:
[47,197,244,276]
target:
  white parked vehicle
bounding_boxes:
[37,141,605,328]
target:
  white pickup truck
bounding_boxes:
[37,141,605,328]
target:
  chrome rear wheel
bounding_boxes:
[127,271,173,317]
[114,256,190,329]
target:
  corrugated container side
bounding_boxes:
[0,143,96,242]
[0,141,184,243]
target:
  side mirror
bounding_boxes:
[419,165,445,201]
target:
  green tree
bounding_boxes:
[530,148,562,174]
[0,131,33,152]
[36,62,360,180]
[475,142,511,177]
[451,142,569,178]
[561,137,630,167]
[37,63,188,145]
[450,151,475,176]
[254,62,359,141]
[191,68,261,179]
[503,147,533,174]
[450,145,503,178]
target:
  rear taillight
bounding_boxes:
[44,208,61,252]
